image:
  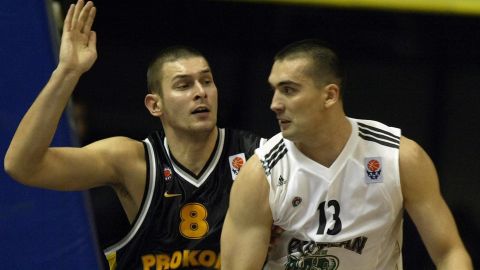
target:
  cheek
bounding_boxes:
[163,97,186,115]
[208,89,218,106]
[295,96,318,111]
[296,98,323,120]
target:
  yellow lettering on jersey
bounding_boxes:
[170,251,182,268]
[198,250,215,267]
[188,250,199,266]
[141,250,221,269]
[156,254,170,269]
[182,250,190,267]
[142,255,155,269]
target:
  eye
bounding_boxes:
[281,86,296,95]
[174,81,191,90]
[202,77,213,86]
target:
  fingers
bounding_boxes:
[70,0,95,33]
[82,5,96,34]
[76,1,95,32]
[71,0,84,30]
[63,4,74,33]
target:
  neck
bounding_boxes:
[296,115,351,168]
[164,127,219,175]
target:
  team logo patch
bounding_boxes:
[286,240,340,270]
[286,251,339,270]
[292,197,302,207]
[229,153,246,180]
[163,167,173,182]
[364,157,383,183]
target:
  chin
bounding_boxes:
[280,130,294,140]
[280,127,302,142]
[192,122,216,132]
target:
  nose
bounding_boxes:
[270,90,284,113]
[194,81,207,100]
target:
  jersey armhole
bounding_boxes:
[104,139,156,255]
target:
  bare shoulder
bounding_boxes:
[242,154,266,175]
[399,136,423,162]
[230,154,270,213]
[235,154,268,188]
[399,136,440,204]
[84,136,146,183]
[399,136,432,176]
[84,136,143,156]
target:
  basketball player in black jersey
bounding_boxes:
[4,1,264,269]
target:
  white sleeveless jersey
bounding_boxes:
[256,118,403,270]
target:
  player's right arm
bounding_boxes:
[3,1,124,191]
[221,155,273,270]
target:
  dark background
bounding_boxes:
[60,0,480,268]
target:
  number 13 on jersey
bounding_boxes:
[317,200,342,235]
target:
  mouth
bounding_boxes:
[278,118,291,130]
[192,106,210,114]
[278,119,291,124]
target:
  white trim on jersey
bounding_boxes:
[259,137,268,146]
[104,138,157,255]
[163,128,226,187]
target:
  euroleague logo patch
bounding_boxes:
[229,153,246,180]
[163,167,173,182]
[232,156,244,171]
[364,157,383,183]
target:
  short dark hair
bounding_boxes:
[147,46,207,94]
[275,39,344,91]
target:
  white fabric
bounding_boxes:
[256,118,403,270]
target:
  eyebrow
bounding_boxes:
[172,68,212,81]
[270,80,302,88]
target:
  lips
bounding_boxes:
[192,106,210,114]
[278,118,291,130]
[278,118,290,124]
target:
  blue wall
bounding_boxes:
[0,1,102,269]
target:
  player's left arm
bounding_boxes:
[400,136,472,269]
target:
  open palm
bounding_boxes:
[58,0,97,74]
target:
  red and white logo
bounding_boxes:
[163,167,173,181]
[364,157,383,183]
[231,156,244,171]
[229,153,246,180]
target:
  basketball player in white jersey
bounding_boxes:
[221,39,472,269]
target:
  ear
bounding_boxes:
[145,93,163,117]
[324,83,340,108]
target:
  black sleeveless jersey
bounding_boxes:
[105,128,264,270]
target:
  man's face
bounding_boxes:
[158,57,218,134]
[268,57,328,142]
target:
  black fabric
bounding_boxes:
[114,128,262,269]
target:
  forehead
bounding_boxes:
[161,57,211,81]
[268,57,312,85]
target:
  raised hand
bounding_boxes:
[58,0,97,75]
